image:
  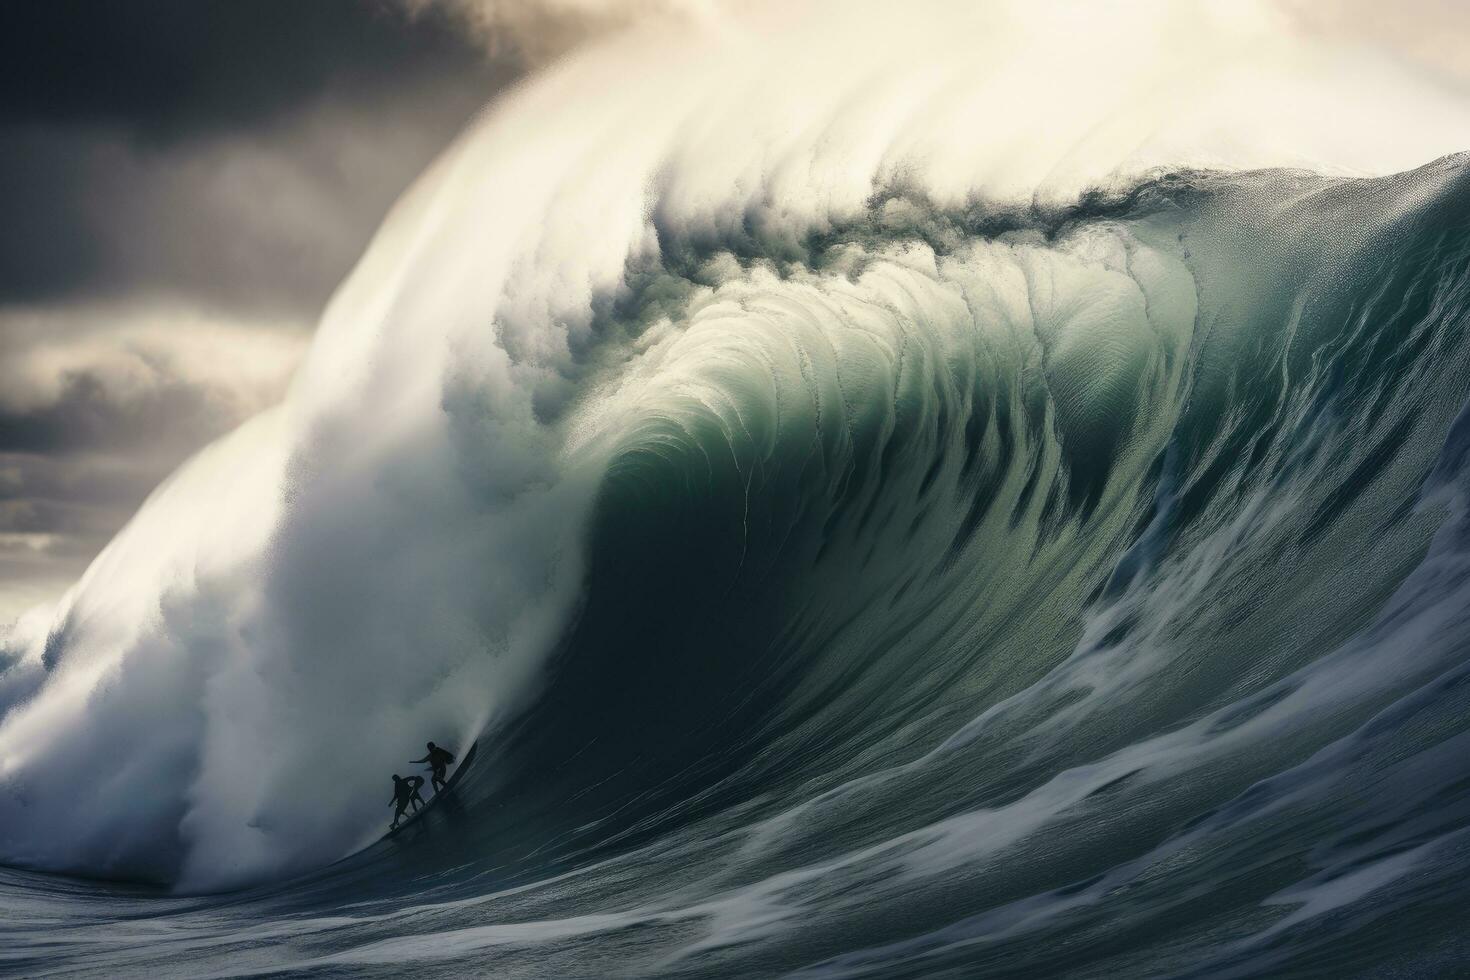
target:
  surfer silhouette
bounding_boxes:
[389,774,426,829]
[411,741,456,794]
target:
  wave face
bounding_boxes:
[4,1,1470,976]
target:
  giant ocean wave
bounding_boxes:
[4,1,1470,976]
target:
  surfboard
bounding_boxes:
[384,742,478,839]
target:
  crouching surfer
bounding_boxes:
[411,741,456,794]
[390,774,427,829]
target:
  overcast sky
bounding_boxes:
[0,1,529,621]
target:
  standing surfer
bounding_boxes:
[389,774,427,829]
[411,742,456,794]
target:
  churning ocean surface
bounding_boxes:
[4,3,1470,977]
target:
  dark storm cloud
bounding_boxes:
[1,91,493,313]
[0,452,166,515]
[0,0,494,137]
[0,450,169,620]
[0,368,237,455]
[0,0,519,618]
[0,306,299,615]
[0,496,122,541]
[0,0,510,311]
